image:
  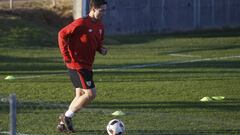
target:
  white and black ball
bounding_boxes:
[106,119,125,135]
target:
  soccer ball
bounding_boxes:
[106,119,125,135]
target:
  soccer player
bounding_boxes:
[57,0,108,132]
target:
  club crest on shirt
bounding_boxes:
[86,81,92,87]
[88,29,93,33]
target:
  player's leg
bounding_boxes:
[57,69,96,132]
[68,87,96,113]
[61,87,96,132]
[59,88,84,133]
[67,88,84,113]
[67,69,96,112]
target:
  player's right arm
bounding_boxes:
[58,20,83,63]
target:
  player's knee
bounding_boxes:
[85,88,96,100]
[75,88,84,97]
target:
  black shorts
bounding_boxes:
[68,69,95,89]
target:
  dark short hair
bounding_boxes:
[90,0,107,8]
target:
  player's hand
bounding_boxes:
[100,47,108,55]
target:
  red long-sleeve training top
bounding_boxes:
[58,16,104,70]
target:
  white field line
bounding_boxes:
[3,55,240,79]
[14,75,41,79]
[4,73,63,80]
[169,53,201,58]
[0,131,30,135]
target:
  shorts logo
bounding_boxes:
[86,81,91,87]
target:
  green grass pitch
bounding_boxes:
[1,14,240,135]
